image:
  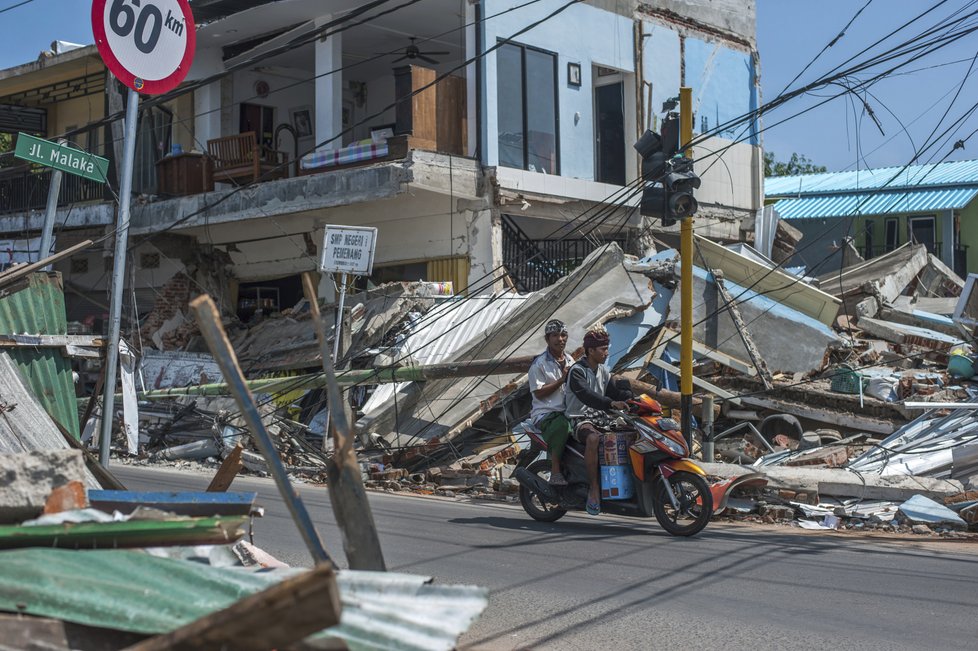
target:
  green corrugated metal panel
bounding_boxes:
[0,548,490,651]
[0,516,248,550]
[0,272,79,437]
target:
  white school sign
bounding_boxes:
[320,225,377,275]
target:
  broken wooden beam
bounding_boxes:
[123,564,341,651]
[207,443,244,492]
[301,271,386,572]
[190,294,333,567]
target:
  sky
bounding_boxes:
[2,0,977,173]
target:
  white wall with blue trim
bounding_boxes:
[480,0,634,181]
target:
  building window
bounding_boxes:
[884,218,898,252]
[497,42,558,175]
[140,252,161,269]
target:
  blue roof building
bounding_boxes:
[764,158,978,276]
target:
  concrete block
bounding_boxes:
[0,450,87,524]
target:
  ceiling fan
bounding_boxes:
[383,37,449,65]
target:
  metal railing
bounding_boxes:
[501,214,627,292]
[0,163,110,214]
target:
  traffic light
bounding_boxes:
[633,115,699,227]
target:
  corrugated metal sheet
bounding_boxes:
[0,352,98,486]
[427,256,471,295]
[772,187,978,220]
[0,272,79,436]
[765,157,978,196]
[362,294,530,416]
[0,548,488,651]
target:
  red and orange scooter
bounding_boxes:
[514,394,713,537]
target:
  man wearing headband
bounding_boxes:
[528,319,574,485]
[564,326,632,515]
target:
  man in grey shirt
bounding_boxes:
[528,319,574,485]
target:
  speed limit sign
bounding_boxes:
[92,0,196,95]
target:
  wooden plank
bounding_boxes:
[0,239,94,289]
[123,566,341,651]
[0,334,104,347]
[301,272,387,571]
[207,443,244,492]
[189,294,334,567]
[713,272,774,389]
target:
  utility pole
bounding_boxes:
[679,87,695,451]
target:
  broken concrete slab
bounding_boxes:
[699,462,964,502]
[669,264,842,374]
[897,494,967,529]
[692,235,841,326]
[0,450,87,523]
[817,243,929,303]
[857,316,964,352]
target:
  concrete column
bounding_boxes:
[315,19,343,150]
[942,208,955,269]
[190,49,225,145]
[466,207,502,295]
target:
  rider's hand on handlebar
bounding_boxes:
[610,401,628,411]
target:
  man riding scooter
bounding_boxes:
[564,326,632,515]
[527,319,574,486]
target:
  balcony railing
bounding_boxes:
[0,163,110,215]
[502,214,627,292]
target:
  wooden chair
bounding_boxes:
[205,132,288,186]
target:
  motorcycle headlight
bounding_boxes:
[635,421,685,456]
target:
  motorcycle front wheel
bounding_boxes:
[653,470,712,537]
[519,459,567,523]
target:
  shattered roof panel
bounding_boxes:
[363,244,656,446]
[765,158,978,195]
[362,294,530,416]
[771,187,978,220]
[0,548,488,651]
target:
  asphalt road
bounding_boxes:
[111,464,978,651]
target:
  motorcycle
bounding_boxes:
[513,394,713,537]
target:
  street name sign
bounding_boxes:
[320,226,378,275]
[92,0,196,95]
[14,133,109,183]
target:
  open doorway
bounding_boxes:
[594,67,626,186]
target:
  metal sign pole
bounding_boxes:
[323,271,348,452]
[99,88,139,467]
[37,139,66,268]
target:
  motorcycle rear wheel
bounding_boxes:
[519,459,567,523]
[653,471,712,537]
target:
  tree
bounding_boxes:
[763,151,828,177]
[0,132,13,168]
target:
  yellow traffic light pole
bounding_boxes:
[679,87,694,450]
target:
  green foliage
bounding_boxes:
[763,151,828,177]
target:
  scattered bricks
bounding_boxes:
[944,491,978,505]
[778,490,797,500]
[42,481,88,515]
[785,447,850,468]
[758,504,795,522]
[0,450,87,523]
[426,467,444,482]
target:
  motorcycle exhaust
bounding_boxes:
[514,466,557,501]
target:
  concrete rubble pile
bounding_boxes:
[124,239,978,527]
